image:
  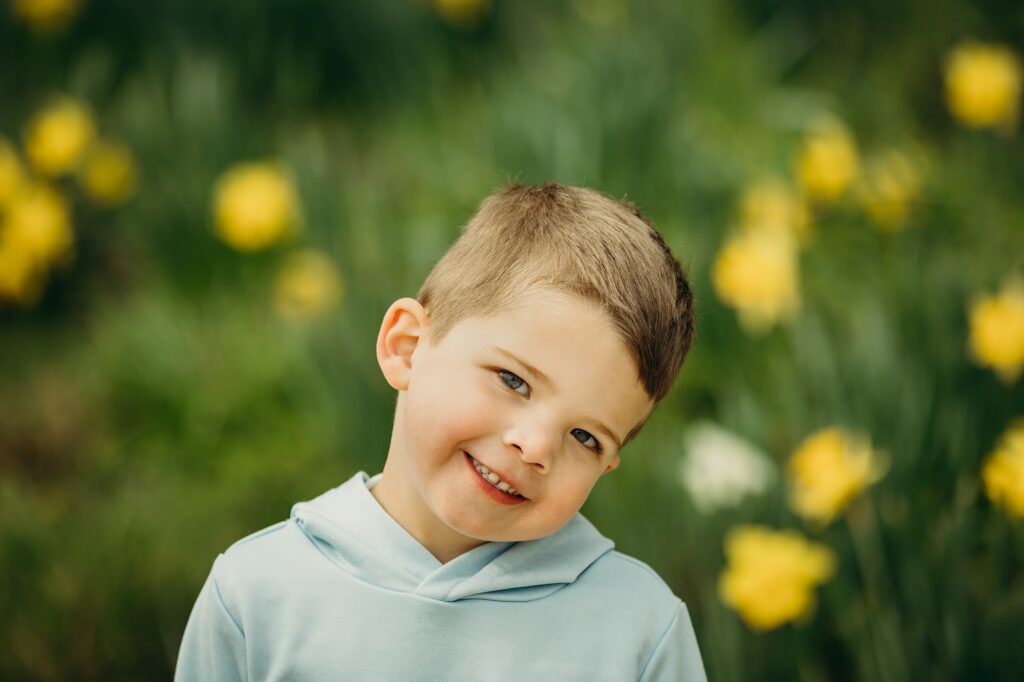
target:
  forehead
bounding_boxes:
[437,288,654,435]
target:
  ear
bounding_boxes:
[376,297,430,391]
[602,454,621,474]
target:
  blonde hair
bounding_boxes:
[418,182,695,405]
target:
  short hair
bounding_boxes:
[417,182,696,405]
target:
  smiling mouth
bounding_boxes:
[465,452,526,499]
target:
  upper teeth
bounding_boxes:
[470,456,520,497]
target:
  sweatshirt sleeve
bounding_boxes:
[638,602,707,682]
[174,557,248,682]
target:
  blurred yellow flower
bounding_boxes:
[274,250,343,320]
[859,151,921,232]
[433,0,490,26]
[0,185,72,306]
[718,525,836,631]
[1,184,73,270]
[12,0,81,32]
[739,179,812,246]
[945,41,1022,132]
[982,419,1024,518]
[788,426,886,526]
[80,140,137,207]
[712,231,799,333]
[796,123,859,203]
[968,278,1024,383]
[0,138,29,209]
[0,241,43,305]
[24,97,96,178]
[212,161,300,253]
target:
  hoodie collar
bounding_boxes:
[290,471,614,602]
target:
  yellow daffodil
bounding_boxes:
[982,419,1024,518]
[0,185,72,306]
[787,426,886,527]
[212,161,300,253]
[968,278,1024,384]
[12,0,81,32]
[0,241,43,305]
[945,41,1022,133]
[0,184,73,270]
[274,250,343,320]
[0,138,27,208]
[712,231,799,333]
[718,525,836,631]
[796,122,859,203]
[80,140,138,207]
[433,0,490,27]
[739,179,812,246]
[24,97,96,177]
[859,151,921,232]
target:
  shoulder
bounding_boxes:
[225,519,293,555]
[568,549,703,674]
[219,519,295,569]
[588,550,679,599]
[207,519,315,610]
[573,549,684,626]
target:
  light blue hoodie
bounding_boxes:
[175,471,706,681]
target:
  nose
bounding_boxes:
[502,420,556,474]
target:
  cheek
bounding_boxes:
[406,370,497,448]
[536,476,598,523]
[564,477,598,508]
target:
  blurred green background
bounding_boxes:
[2,0,1024,679]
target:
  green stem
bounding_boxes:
[845,495,910,681]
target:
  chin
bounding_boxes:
[436,505,516,542]
[454,517,547,544]
[441,510,502,540]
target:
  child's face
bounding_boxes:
[381,288,653,554]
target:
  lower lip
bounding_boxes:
[464,452,528,506]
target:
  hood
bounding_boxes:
[290,471,614,603]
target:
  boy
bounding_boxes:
[175,183,706,681]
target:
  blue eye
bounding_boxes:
[571,428,601,453]
[498,369,530,396]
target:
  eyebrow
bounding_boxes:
[590,422,624,453]
[490,346,555,389]
[489,345,625,452]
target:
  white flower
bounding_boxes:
[678,422,776,513]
